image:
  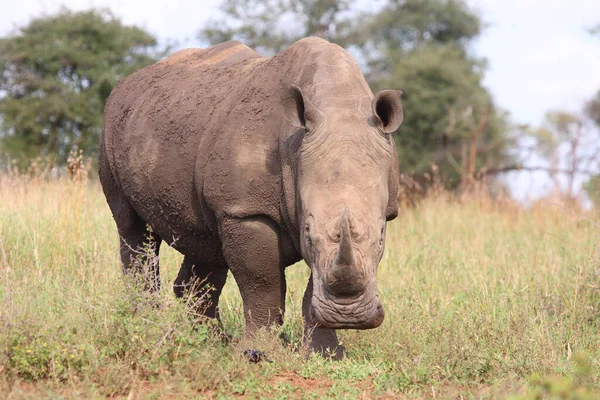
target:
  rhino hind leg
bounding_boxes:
[302,275,345,360]
[99,152,162,292]
[117,211,163,292]
[173,256,228,321]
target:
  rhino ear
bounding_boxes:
[283,84,322,131]
[372,89,404,134]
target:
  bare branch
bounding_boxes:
[482,165,598,176]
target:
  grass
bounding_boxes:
[1,168,599,399]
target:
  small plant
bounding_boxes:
[511,353,598,400]
[6,327,89,381]
[122,229,162,294]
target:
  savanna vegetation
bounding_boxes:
[1,162,599,398]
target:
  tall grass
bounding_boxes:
[1,166,599,398]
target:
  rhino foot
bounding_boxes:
[304,326,345,360]
[243,349,272,363]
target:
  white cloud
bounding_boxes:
[519,35,600,113]
[526,36,600,66]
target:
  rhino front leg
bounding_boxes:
[219,217,287,335]
[302,274,345,360]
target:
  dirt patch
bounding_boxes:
[271,371,334,394]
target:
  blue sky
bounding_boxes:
[470,0,600,125]
[2,0,600,198]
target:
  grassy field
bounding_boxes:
[1,170,599,399]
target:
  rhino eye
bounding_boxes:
[305,216,315,246]
[332,232,340,243]
[379,225,385,247]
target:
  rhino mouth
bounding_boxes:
[309,292,385,329]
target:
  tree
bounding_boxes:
[355,0,509,187]
[0,8,165,165]
[586,23,600,129]
[530,111,598,198]
[369,43,508,186]
[583,175,600,207]
[507,21,600,205]
[581,25,600,204]
[355,0,482,79]
[199,0,511,189]
[586,92,600,127]
[199,0,353,55]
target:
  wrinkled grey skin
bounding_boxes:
[99,37,403,359]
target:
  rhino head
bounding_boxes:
[284,84,403,330]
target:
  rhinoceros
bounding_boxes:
[99,37,403,359]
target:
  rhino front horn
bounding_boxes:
[328,209,364,297]
[336,208,355,267]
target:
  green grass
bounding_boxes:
[1,173,599,398]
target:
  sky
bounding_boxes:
[1,0,600,199]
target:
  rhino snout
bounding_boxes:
[310,293,384,329]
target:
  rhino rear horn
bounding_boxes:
[372,89,404,134]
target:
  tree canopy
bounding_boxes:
[586,92,600,127]
[200,0,511,187]
[200,0,353,55]
[355,1,508,187]
[0,8,165,165]
[581,22,600,204]
[585,23,600,128]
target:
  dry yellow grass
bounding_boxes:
[1,169,599,398]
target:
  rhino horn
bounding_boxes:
[327,209,364,296]
[335,208,355,267]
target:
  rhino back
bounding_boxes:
[103,41,267,252]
